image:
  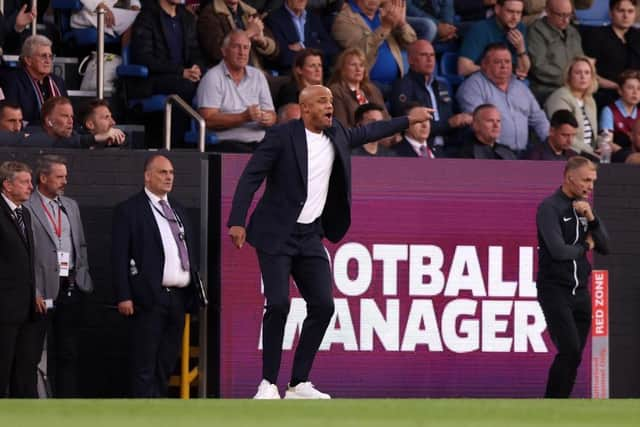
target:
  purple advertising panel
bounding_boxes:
[220,156,591,398]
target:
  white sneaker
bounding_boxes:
[284,382,331,399]
[253,379,281,399]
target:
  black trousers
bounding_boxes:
[537,284,592,398]
[0,319,42,398]
[129,287,186,397]
[257,222,335,385]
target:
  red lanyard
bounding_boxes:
[41,198,62,238]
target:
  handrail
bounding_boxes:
[164,94,206,153]
[96,5,105,99]
[31,0,37,36]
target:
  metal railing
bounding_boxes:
[96,5,105,99]
[164,94,209,398]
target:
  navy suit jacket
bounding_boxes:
[0,196,36,324]
[111,190,198,312]
[228,116,409,254]
[2,68,68,125]
[265,6,338,73]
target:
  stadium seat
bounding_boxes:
[116,45,167,113]
[439,51,464,91]
[575,0,610,26]
[52,0,121,47]
[184,118,219,147]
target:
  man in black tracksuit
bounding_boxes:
[536,156,610,398]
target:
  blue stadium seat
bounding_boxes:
[52,0,120,47]
[575,0,611,26]
[439,51,464,90]
[116,45,167,113]
[184,119,219,147]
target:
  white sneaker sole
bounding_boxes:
[284,391,331,399]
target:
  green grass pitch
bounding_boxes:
[1,399,639,427]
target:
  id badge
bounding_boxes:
[58,251,70,277]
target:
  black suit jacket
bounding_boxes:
[2,68,68,125]
[228,116,409,254]
[265,6,339,73]
[0,196,35,324]
[111,190,198,312]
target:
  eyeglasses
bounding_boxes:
[549,10,573,20]
[33,53,55,61]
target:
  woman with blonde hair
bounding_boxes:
[545,56,599,155]
[328,48,390,128]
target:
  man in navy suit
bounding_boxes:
[228,85,432,399]
[0,161,39,398]
[111,154,200,397]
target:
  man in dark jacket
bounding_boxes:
[460,104,516,160]
[536,156,610,398]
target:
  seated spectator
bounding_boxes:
[408,0,457,41]
[457,0,530,78]
[196,30,276,152]
[71,0,141,44]
[393,103,438,157]
[332,0,416,87]
[276,48,324,108]
[527,109,579,160]
[599,69,640,150]
[197,0,278,68]
[352,103,397,156]
[2,35,67,126]
[527,0,584,105]
[0,101,24,133]
[277,102,302,123]
[613,118,640,162]
[79,99,128,146]
[456,43,549,156]
[405,0,438,41]
[19,97,125,148]
[265,0,338,75]
[328,47,390,128]
[390,39,471,156]
[582,0,640,108]
[545,56,598,155]
[460,104,517,159]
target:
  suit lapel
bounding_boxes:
[1,196,30,249]
[291,120,309,188]
[29,193,58,246]
[139,191,163,249]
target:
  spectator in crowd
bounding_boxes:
[545,56,598,156]
[393,103,438,157]
[460,104,517,159]
[71,0,141,45]
[197,0,278,69]
[328,47,390,128]
[265,0,338,75]
[613,118,640,162]
[196,30,276,152]
[582,0,640,108]
[276,48,324,108]
[527,109,579,160]
[0,4,36,53]
[80,99,128,146]
[457,43,549,157]
[277,103,302,123]
[352,103,397,156]
[0,160,39,398]
[332,0,417,87]
[130,0,204,103]
[0,101,24,133]
[457,0,530,78]
[391,39,471,157]
[28,97,126,148]
[404,0,439,41]
[527,0,584,104]
[2,35,67,126]
[599,69,640,150]
[24,155,93,398]
[112,154,201,397]
[409,0,458,41]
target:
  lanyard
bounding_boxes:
[151,202,185,232]
[41,198,62,238]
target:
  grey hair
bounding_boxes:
[222,29,249,49]
[35,155,67,182]
[0,161,32,187]
[20,35,53,61]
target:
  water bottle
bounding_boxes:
[597,130,612,164]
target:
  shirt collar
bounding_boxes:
[144,187,168,205]
[36,188,57,205]
[405,135,428,155]
[615,99,638,118]
[1,192,19,211]
[285,4,307,20]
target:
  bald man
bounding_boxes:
[228,85,432,399]
[527,0,584,104]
